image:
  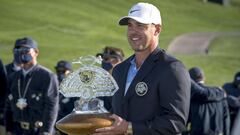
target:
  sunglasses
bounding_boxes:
[14,47,31,54]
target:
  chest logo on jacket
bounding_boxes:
[135,82,148,96]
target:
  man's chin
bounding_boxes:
[132,47,146,52]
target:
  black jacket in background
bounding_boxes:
[189,82,230,135]
[0,59,8,125]
[5,64,59,134]
[223,82,240,129]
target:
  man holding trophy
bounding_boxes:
[94,2,191,135]
[56,2,190,135]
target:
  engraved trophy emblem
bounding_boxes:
[56,55,118,135]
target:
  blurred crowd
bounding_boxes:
[0,37,125,135]
[0,36,239,135]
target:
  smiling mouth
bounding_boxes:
[133,38,139,41]
[131,37,140,41]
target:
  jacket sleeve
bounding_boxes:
[132,61,191,135]
[191,80,225,102]
[40,74,59,134]
[223,99,230,135]
[226,95,240,108]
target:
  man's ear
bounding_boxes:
[34,49,39,56]
[154,24,161,36]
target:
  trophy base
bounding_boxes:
[56,112,113,135]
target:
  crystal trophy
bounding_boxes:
[56,55,118,135]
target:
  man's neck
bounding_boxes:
[134,53,147,69]
[22,61,37,70]
[134,44,157,68]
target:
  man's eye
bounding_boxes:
[137,23,146,28]
[127,23,132,27]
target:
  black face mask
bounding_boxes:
[102,61,113,71]
[20,54,33,64]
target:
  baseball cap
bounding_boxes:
[119,2,162,25]
[98,46,124,61]
[104,48,124,60]
[55,60,72,71]
[189,67,204,81]
[15,37,38,49]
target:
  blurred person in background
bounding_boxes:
[0,59,8,135]
[3,41,23,135]
[5,37,59,135]
[54,60,77,135]
[55,60,72,83]
[223,71,240,131]
[96,46,124,74]
[188,67,230,135]
[5,43,22,76]
[96,46,124,111]
[183,73,227,134]
[231,110,240,135]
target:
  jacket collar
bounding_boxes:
[123,47,162,99]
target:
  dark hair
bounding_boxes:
[189,67,204,82]
[55,60,72,71]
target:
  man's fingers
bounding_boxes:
[110,114,119,120]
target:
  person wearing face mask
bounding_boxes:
[97,46,124,74]
[223,71,240,131]
[96,46,124,111]
[55,60,72,83]
[5,37,59,135]
[54,60,77,135]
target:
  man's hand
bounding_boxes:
[93,114,129,135]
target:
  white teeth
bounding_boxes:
[132,38,139,41]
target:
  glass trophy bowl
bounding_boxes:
[55,56,118,135]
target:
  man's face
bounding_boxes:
[103,56,120,67]
[25,47,38,62]
[127,19,158,52]
[56,67,70,82]
[56,67,70,76]
[14,47,38,64]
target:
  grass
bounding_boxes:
[0,0,240,86]
[177,35,240,86]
